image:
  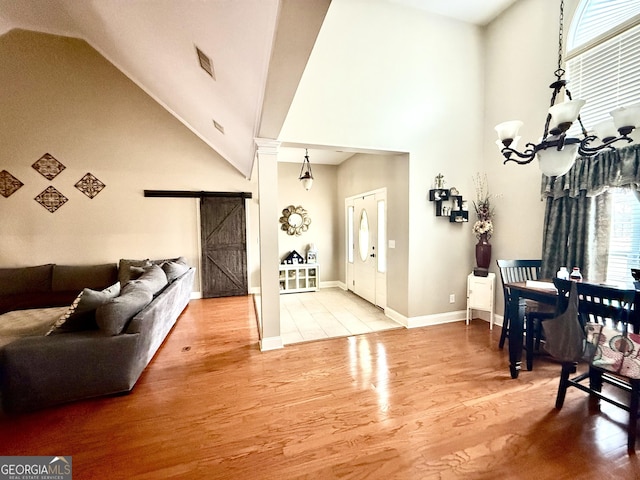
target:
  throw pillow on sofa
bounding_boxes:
[129,264,168,295]
[118,259,152,285]
[46,282,121,335]
[161,261,190,282]
[46,291,84,335]
[151,256,188,266]
[96,282,153,336]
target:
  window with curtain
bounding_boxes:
[540,1,640,284]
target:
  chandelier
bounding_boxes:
[495,0,640,177]
[299,149,314,191]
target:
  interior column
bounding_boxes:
[255,138,282,350]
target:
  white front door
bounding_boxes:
[353,194,377,304]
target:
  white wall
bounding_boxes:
[280,0,484,319]
[0,30,258,293]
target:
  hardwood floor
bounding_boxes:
[1,296,639,479]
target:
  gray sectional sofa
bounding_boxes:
[0,258,195,412]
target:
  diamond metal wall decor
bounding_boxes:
[32,153,66,180]
[75,172,105,199]
[35,186,68,213]
[0,170,24,198]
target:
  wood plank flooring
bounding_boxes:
[1,296,639,479]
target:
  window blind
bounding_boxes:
[566,23,640,135]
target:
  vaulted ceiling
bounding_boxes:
[0,0,517,177]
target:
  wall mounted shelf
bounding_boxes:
[429,189,469,223]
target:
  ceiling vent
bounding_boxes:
[213,119,225,134]
[195,46,215,79]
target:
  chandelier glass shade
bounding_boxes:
[495,0,640,177]
[299,149,314,191]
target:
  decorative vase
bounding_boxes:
[475,233,492,270]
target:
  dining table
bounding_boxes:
[504,281,558,378]
[504,279,640,379]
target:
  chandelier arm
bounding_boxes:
[575,115,589,137]
[503,155,534,166]
[501,142,538,164]
[578,135,634,156]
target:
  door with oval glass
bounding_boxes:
[353,194,377,304]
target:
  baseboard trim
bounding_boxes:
[191,291,203,299]
[260,336,284,351]
[385,307,466,328]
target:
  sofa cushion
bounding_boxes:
[96,282,153,336]
[118,259,152,285]
[52,264,118,292]
[161,261,190,282]
[0,264,53,295]
[129,265,168,295]
[47,282,121,334]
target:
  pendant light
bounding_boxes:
[299,149,314,191]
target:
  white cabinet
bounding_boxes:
[279,264,319,294]
[466,272,495,329]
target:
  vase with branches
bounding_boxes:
[472,173,496,274]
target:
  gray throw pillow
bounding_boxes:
[151,256,187,266]
[118,259,151,285]
[161,261,190,282]
[96,282,153,336]
[130,264,168,295]
[47,282,121,334]
[46,291,84,335]
[128,266,146,280]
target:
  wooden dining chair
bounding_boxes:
[552,279,639,452]
[496,259,556,370]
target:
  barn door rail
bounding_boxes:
[144,190,252,199]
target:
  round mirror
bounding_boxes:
[288,213,303,228]
[279,205,311,236]
[358,208,369,262]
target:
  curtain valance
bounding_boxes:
[541,143,640,199]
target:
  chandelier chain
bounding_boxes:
[555,0,565,79]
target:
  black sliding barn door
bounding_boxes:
[200,196,248,298]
